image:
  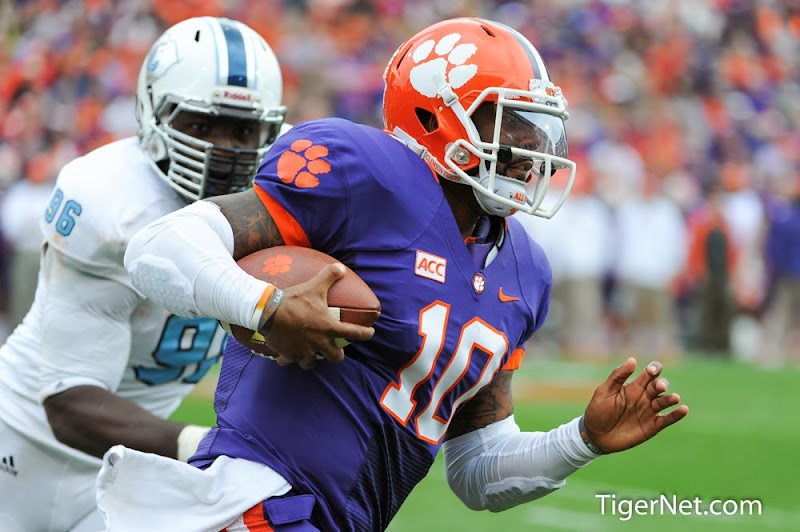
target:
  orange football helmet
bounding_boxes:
[383,18,576,218]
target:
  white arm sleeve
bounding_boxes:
[39,247,140,400]
[442,415,599,512]
[124,200,268,330]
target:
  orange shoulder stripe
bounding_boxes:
[253,184,310,248]
[501,347,525,371]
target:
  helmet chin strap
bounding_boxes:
[473,173,527,217]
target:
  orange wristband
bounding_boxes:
[255,285,276,314]
[256,285,284,334]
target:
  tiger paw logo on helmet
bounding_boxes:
[277,139,331,188]
[409,33,478,98]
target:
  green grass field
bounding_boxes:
[171,356,799,531]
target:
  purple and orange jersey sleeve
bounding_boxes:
[253,185,311,248]
[501,348,526,371]
[253,118,446,255]
[252,120,355,253]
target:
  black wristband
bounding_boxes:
[257,288,284,335]
[578,415,605,455]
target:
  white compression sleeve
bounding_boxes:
[124,200,267,330]
[442,415,600,512]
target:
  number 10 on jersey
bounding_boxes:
[380,301,509,444]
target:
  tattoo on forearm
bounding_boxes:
[446,370,515,440]
[211,191,284,259]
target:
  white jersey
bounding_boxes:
[0,137,227,463]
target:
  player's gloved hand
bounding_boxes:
[582,358,689,453]
[262,263,374,370]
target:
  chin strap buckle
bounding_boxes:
[391,127,428,160]
[434,74,459,108]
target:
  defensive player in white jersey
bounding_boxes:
[0,17,288,532]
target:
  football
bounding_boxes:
[220,246,381,357]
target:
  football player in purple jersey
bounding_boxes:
[104,17,688,532]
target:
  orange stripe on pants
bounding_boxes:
[219,503,275,532]
[243,503,275,532]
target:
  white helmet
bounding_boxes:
[137,17,287,201]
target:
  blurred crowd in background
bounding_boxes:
[1,0,799,365]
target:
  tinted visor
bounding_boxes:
[498,108,568,158]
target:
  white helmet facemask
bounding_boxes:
[442,83,577,218]
[148,95,284,198]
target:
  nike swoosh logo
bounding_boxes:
[498,287,519,302]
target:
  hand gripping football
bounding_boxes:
[220,246,381,357]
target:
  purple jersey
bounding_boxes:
[192,118,552,531]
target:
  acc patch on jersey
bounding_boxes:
[414,250,446,283]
